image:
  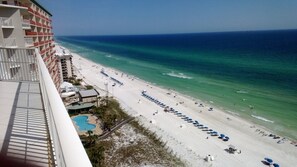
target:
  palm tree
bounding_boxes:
[87,130,93,137]
[87,130,94,145]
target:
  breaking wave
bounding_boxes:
[251,115,274,123]
[163,71,192,79]
[236,90,248,94]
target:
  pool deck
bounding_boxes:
[71,114,103,135]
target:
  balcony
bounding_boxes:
[0,17,14,28]
[3,38,17,48]
[26,31,38,36]
[24,37,34,47]
[22,19,31,29]
[0,48,92,167]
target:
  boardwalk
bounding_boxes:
[98,117,135,140]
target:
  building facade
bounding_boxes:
[0,0,60,88]
[55,45,74,82]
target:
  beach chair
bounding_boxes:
[219,134,225,139]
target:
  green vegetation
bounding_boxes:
[85,85,94,90]
[130,120,166,148]
[93,97,129,131]
[68,76,82,85]
[80,97,184,167]
[103,121,185,167]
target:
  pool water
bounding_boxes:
[72,115,96,131]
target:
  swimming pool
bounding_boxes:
[72,115,96,131]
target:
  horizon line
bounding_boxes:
[54,28,297,37]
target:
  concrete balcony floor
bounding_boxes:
[0,81,51,167]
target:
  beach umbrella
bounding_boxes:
[273,163,279,167]
[211,132,218,136]
[220,134,225,138]
[150,119,156,124]
[264,158,273,164]
[224,136,230,141]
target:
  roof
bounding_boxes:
[60,82,74,89]
[78,89,99,98]
[55,44,72,58]
[66,103,94,110]
[31,0,52,16]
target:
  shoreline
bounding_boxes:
[59,43,297,166]
[69,46,290,141]
[59,42,295,140]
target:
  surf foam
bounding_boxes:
[163,71,192,79]
[251,115,274,123]
[236,90,248,94]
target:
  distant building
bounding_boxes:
[55,44,74,82]
[78,89,99,103]
[60,82,77,98]
[0,0,60,88]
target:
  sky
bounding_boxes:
[40,0,297,36]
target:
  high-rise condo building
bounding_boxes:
[55,44,74,83]
[0,0,60,88]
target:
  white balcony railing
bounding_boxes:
[0,48,92,167]
[24,37,34,46]
[3,38,17,47]
[22,19,31,29]
[0,17,13,27]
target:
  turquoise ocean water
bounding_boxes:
[57,30,297,140]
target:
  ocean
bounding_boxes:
[56,30,297,140]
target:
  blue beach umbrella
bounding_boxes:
[273,163,279,167]
[224,136,230,141]
[265,158,273,164]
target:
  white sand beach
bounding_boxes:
[65,44,297,166]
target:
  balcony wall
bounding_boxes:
[0,17,13,27]
[0,47,92,167]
